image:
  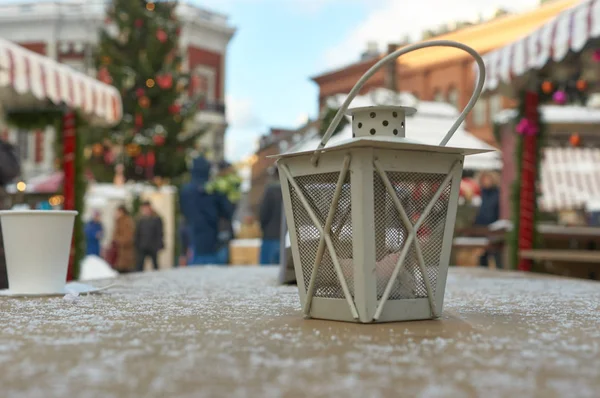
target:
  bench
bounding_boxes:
[520,249,600,264]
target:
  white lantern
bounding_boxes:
[273,41,490,323]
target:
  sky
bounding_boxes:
[191,0,547,162]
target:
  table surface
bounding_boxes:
[1,267,599,398]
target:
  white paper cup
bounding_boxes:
[0,210,77,295]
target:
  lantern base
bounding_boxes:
[305,296,440,323]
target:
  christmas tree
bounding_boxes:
[92,0,203,182]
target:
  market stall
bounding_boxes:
[0,37,122,279]
[480,0,600,271]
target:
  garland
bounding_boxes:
[508,90,545,270]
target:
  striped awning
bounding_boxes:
[482,0,600,93]
[0,37,122,127]
[540,146,600,211]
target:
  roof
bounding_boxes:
[286,89,501,170]
[398,0,579,69]
[481,0,596,94]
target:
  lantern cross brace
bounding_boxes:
[372,159,461,320]
[278,155,359,320]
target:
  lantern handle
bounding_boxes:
[311,40,486,166]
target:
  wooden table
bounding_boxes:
[1,267,599,397]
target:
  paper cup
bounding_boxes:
[0,210,77,295]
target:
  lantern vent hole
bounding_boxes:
[358,122,362,128]
[383,120,389,126]
[370,112,376,118]
[370,128,376,135]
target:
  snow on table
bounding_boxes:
[1,267,599,398]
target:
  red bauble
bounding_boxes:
[135,113,143,128]
[135,19,143,28]
[135,88,145,98]
[168,103,181,115]
[147,152,156,166]
[135,155,146,167]
[156,74,173,89]
[156,29,168,43]
[153,135,166,146]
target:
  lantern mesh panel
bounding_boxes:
[289,172,354,299]
[373,171,451,300]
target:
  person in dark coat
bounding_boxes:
[180,156,234,265]
[0,139,20,289]
[84,210,104,257]
[474,171,502,268]
[259,167,283,265]
[135,201,164,271]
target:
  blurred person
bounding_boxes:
[135,201,164,271]
[180,156,234,265]
[178,216,191,266]
[112,205,136,273]
[259,166,283,265]
[0,138,20,289]
[84,210,104,257]
[474,171,502,268]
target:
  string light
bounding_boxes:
[16,181,26,192]
[541,81,553,94]
[146,78,155,88]
[146,2,155,11]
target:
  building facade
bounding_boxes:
[311,0,578,146]
[0,1,235,181]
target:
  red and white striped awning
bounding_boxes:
[540,146,600,212]
[0,38,122,127]
[482,0,600,93]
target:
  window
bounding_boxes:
[489,94,503,122]
[433,89,444,102]
[447,86,459,108]
[192,66,216,103]
[17,130,29,161]
[472,98,488,127]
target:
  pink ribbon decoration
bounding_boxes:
[516,117,539,136]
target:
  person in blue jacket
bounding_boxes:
[84,210,104,257]
[180,156,234,265]
[474,171,502,268]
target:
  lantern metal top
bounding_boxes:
[272,40,489,165]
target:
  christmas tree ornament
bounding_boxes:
[135,113,143,128]
[176,80,185,92]
[576,79,587,91]
[123,74,135,90]
[119,12,128,22]
[553,90,567,104]
[84,147,92,159]
[570,133,581,147]
[593,49,600,62]
[101,56,112,65]
[153,135,166,146]
[135,87,145,97]
[156,74,173,89]
[135,18,143,28]
[146,2,155,11]
[156,29,168,43]
[127,143,141,157]
[92,143,104,157]
[138,96,150,108]
[541,81,553,94]
[118,29,130,45]
[146,78,155,88]
[168,103,181,114]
